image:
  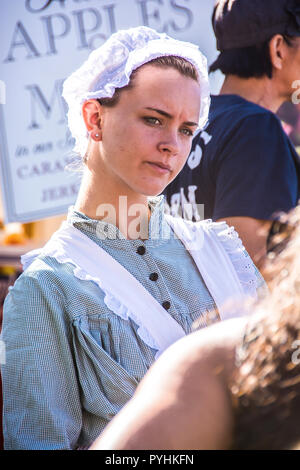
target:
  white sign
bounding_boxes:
[0,0,219,223]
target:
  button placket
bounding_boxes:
[135,241,174,318]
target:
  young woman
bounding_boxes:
[1,26,264,450]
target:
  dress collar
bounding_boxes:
[67,196,169,243]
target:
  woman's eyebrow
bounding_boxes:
[144,107,198,127]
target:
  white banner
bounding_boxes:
[0,0,219,223]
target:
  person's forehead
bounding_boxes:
[131,65,199,95]
[125,67,200,112]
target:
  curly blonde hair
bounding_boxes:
[230,204,300,450]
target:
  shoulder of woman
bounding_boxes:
[8,254,80,307]
[198,219,264,297]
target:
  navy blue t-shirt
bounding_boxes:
[164,94,300,222]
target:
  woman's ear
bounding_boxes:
[82,99,102,141]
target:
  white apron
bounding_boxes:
[21,216,257,357]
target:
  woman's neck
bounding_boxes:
[75,167,151,239]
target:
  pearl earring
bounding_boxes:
[91,132,100,141]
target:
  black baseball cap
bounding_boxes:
[213,0,300,51]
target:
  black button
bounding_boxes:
[162,301,171,310]
[137,246,146,255]
[149,272,159,282]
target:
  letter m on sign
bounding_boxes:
[26,79,67,129]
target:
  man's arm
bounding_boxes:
[90,318,246,450]
[216,217,272,266]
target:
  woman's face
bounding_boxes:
[95,64,201,198]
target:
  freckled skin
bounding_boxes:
[92,64,201,198]
[77,64,201,234]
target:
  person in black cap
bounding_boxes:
[165,0,300,267]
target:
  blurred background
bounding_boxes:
[0,0,300,317]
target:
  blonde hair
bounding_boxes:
[230,204,300,450]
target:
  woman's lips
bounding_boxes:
[145,161,172,174]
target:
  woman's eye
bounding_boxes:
[181,128,193,137]
[144,117,161,125]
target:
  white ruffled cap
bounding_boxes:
[62,26,210,157]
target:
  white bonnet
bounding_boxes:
[62,26,210,157]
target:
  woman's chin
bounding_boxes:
[136,179,170,197]
[140,186,166,197]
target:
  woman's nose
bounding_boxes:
[157,130,180,155]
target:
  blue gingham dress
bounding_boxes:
[1,197,264,449]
